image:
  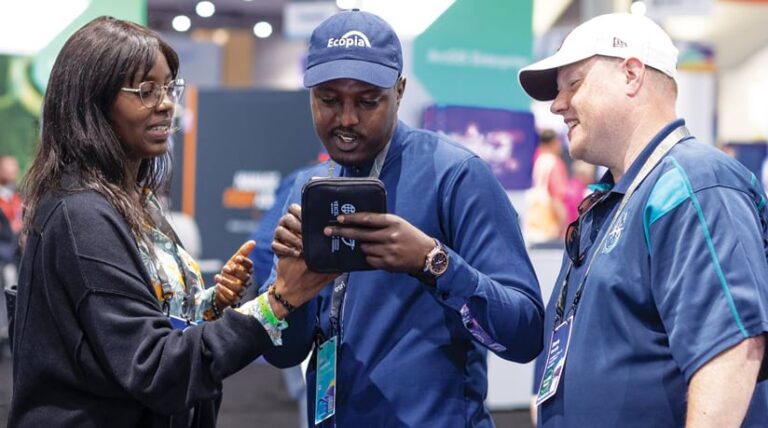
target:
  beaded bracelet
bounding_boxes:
[268,284,296,313]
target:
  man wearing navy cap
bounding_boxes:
[518,13,768,427]
[260,9,544,427]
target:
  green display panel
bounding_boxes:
[0,0,147,166]
[413,0,533,111]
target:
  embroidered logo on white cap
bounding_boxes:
[327,30,372,48]
[518,13,679,101]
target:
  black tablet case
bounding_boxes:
[301,177,387,272]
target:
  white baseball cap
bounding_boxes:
[518,13,679,101]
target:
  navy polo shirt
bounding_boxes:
[538,119,768,427]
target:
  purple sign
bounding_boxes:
[422,105,536,190]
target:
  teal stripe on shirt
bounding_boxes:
[643,166,690,254]
[668,158,748,337]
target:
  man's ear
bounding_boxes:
[395,76,406,106]
[622,57,645,97]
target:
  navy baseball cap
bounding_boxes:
[303,10,403,89]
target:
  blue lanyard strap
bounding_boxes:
[329,276,347,336]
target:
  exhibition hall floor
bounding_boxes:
[0,354,530,427]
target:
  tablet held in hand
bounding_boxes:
[301,177,387,272]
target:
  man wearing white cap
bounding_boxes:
[518,13,768,427]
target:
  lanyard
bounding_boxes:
[327,142,390,338]
[142,192,199,319]
[554,125,691,324]
[145,238,198,318]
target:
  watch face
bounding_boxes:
[430,251,449,276]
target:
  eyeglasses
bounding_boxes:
[565,189,610,266]
[120,78,185,109]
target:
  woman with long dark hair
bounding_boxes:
[10,16,334,426]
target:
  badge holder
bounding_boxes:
[168,314,198,331]
[315,336,337,425]
[536,316,574,406]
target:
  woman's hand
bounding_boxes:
[215,240,255,308]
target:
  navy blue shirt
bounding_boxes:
[263,121,544,427]
[249,168,303,286]
[537,120,768,427]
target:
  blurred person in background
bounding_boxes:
[0,155,22,283]
[0,154,21,356]
[0,155,22,235]
[524,129,568,246]
[562,159,595,225]
[10,16,333,427]
[519,12,767,427]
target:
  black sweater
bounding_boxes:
[10,190,272,427]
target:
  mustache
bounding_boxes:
[332,127,363,139]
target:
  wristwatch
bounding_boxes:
[423,239,449,279]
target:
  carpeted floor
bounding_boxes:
[0,354,532,427]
